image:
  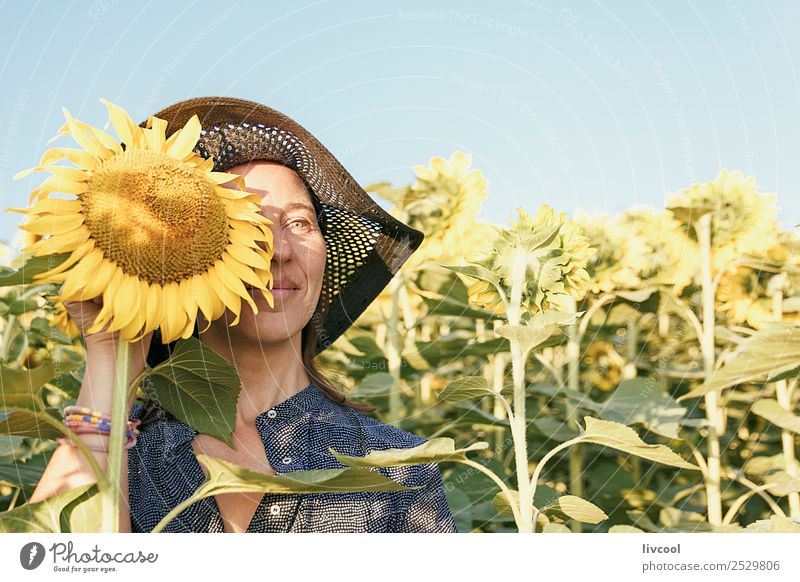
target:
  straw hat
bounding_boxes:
[144,96,423,365]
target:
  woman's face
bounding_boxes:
[198,160,326,345]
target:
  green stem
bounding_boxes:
[563,295,583,532]
[507,248,532,532]
[386,274,404,425]
[460,459,522,527]
[696,213,723,527]
[771,278,800,518]
[7,486,21,511]
[102,340,131,533]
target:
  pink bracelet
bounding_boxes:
[57,436,137,452]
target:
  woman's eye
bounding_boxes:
[287,218,312,230]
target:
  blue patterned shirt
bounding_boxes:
[126,382,458,533]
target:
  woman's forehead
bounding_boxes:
[228,161,314,209]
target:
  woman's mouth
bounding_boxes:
[246,285,299,301]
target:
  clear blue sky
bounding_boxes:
[1,0,799,248]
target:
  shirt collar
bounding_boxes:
[162,382,331,469]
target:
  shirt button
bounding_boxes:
[269,504,281,516]
[282,456,292,464]
[266,410,277,419]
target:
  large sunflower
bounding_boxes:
[6,99,275,344]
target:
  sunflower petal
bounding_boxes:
[161,281,189,343]
[13,167,40,180]
[59,248,105,298]
[62,108,113,159]
[27,226,91,255]
[166,114,202,160]
[19,197,83,216]
[46,165,88,182]
[39,147,98,170]
[141,283,166,339]
[220,251,268,288]
[86,268,124,335]
[100,99,141,150]
[19,213,85,235]
[78,258,115,300]
[214,258,258,316]
[33,239,94,280]
[107,273,141,333]
[38,174,87,195]
[206,263,242,326]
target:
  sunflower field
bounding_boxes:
[2,146,800,533]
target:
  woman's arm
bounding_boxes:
[28,337,151,533]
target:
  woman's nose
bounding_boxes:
[269,225,293,262]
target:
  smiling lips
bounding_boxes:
[245,279,299,299]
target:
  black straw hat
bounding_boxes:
[143,96,424,367]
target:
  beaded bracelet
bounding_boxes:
[61,407,141,437]
[65,420,140,439]
[57,436,137,452]
[63,406,112,422]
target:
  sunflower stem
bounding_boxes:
[101,340,131,533]
[507,248,533,533]
[696,213,723,527]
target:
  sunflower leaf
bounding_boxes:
[436,376,498,403]
[0,407,63,439]
[330,437,489,468]
[140,336,241,447]
[0,483,97,533]
[577,417,699,470]
[0,253,71,288]
[678,323,800,401]
[0,349,83,408]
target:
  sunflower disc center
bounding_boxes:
[84,149,228,286]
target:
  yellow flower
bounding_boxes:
[615,208,698,294]
[49,296,81,339]
[667,169,778,273]
[6,100,275,344]
[467,204,596,315]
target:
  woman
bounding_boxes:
[30,97,458,533]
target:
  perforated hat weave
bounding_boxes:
[143,96,423,365]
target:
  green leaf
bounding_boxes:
[580,378,688,439]
[763,470,800,496]
[152,453,420,530]
[496,311,581,357]
[0,349,83,408]
[751,398,800,433]
[542,523,571,533]
[196,454,418,494]
[578,417,699,470]
[437,376,498,403]
[531,417,580,442]
[609,524,645,533]
[442,264,502,287]
[667,205,714,225]
[0,407,63,439]
[549,495,608,524]
[0,253,70,288]
[350,372,394,397]
[766,365,800,383]
[678,323,800,401]
[8,298,42,316]
[0,456,46,487]
[0,483,96,533]
[744,516,800,533]
[140,336,242,447]
[330,437,489,468]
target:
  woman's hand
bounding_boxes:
[60,285,154,369]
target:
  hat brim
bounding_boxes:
[140,96,423,363]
